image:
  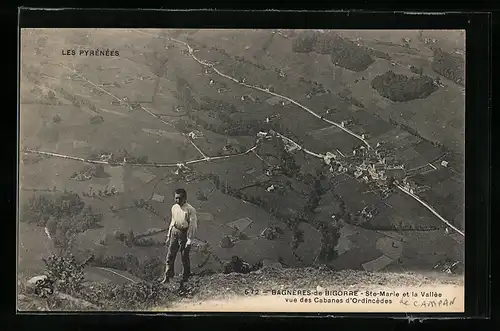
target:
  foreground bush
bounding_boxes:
[78,281,175,311]
[90,253,164,282]
[43,254,85,295]
[29,254,174,311]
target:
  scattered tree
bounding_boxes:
[196,191,208,201]
[220,236,234,248]
[409,65,424,75]
[125,229,135,247]
[52,114,61,123]
[125,253,140,275]
[113,230,126,242]
[135,156,148,164]
[90,115,104,125]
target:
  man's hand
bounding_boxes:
[185,238,192,248]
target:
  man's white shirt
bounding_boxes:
[169,203,197,244]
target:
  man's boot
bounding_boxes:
[159,273,170,284]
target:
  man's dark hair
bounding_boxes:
[175,188,187,198]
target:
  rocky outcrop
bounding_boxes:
[222,256,262,274]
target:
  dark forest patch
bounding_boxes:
[292,32,377,72]
[371,71,439,102]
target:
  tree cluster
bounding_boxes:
[200,97,239,115]
[291,31,318,53]
[71,164,109,181]
[103,148,148,165]
[90,115,104,125]
[23,192,86,225]
[292,32,376,72]
[366,48,391,60]
[132,199,158,216]
[56,87,99,113]
[431,48,465,86]
[82,186,118,198]
[22,193,102,254]
[371,71,438,102]
[54,210,101,249]
[409,65,424,75]
[310,81,329,96]
[52,114,61,123]
[298,76,332,95]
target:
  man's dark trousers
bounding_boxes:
[165,226,191,281]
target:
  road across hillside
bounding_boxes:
[23,142,260,168]
[139,31,463,237]
[137,31,372,149]
[395,184,465,236]
[24,31,464,237]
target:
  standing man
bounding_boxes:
[161,188,198,284]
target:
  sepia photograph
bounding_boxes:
[18,28,465,312]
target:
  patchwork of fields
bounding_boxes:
[18,29,464,284]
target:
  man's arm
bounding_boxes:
[166,206,175,242]
[186,207,198,245]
